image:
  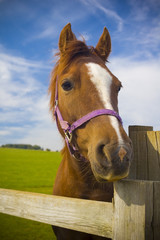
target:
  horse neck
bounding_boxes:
[62,146,92,183]
[53,145,113,201]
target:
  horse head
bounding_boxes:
[49,23,133,182]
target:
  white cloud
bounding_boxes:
[0,53,50,69]
[17,121,64,151]
[0,130,10,136]
[79,0,123,31]
[0,54,45,110]
[78,32,91,41]
[25,1,90,43]
[118,0,160,58]
[109,56,160,131]
[0,51,63,150]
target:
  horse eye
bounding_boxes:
[61,81,73,91]
[118,85,122,92]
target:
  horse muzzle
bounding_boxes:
[89,142,133,182]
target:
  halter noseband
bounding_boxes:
[54,78,123,160]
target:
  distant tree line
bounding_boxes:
[1,144,44,151]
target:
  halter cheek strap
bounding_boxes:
[54,78,123,159]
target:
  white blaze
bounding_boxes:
[86,62,123,143]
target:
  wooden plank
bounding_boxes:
[113,179,154,240]
[129,125,153,133]
[153,181,160,239]
[128,126,153,180]
[136,131,148,180]
[147,131,160,180]
[128,130,137,179]
[156,131,160,155]
[0,188,113,238]
[145,181,154,240]
[129,131,148,180]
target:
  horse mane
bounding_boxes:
[48,40,97,115]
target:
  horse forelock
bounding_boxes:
[58,40,98,72]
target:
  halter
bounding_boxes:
[54,78,123,160]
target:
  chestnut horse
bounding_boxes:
[49,23,133,240]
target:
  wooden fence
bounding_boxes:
[0,126,160,239]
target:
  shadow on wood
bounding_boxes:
[128,126,160,181]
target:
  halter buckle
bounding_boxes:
[65,130,72,143]
[55,100,58,107]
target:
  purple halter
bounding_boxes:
[54,78,123,159]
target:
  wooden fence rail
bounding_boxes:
[0,188,113,239]
[0,126,160,239]
[1,179,160,239]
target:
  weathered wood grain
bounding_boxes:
[128,125,153,180]
[113,179,155,240]
[136,131,148,179]
[147,131,160,180]
[128,130,137,179]
[153,181,160,239]
[129,126,160,181]
[0,188,113,238]
[129,125,153,133]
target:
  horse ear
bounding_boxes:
[95,27,111,61]
[59,23,76,54]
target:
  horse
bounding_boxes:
[49,23,133,240]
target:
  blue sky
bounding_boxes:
[0,0,160,150]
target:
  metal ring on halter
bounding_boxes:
[55,100,58,107]
[65,130,72,143]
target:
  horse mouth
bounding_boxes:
[89,155,131,182]
[92,166,130,182]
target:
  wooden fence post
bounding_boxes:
[153,182,160,239]
[124,125,160,239]
[128,126,160,181]
[146,131,160,180]
[113,179,160,240]
[128,125,153,179]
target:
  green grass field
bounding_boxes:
[0,148,61,240]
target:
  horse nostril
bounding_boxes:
[96,143,112,164]
[96,143,131,166]
[118,147,127,162]
[97,144,105,155]
[96,144,107,160]
[124,155,130,162]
